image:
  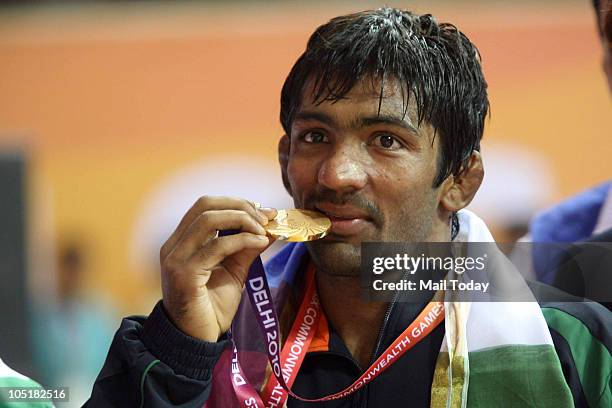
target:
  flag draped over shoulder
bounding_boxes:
[430,210,573,407]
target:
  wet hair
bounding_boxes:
[593,0,612,41]
[593,0,602,36]
[280,7,489,188]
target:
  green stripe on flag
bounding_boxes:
[543,307,612,408]
[467,344,573,407]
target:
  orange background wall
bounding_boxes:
[0,1,610,314]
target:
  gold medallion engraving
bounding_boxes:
[265,209,331,242]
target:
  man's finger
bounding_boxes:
[168,210,267,262]
[188,232,269,279]
[161,196,268,261]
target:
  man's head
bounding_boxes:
[593,0,612,92]
[278,8,488,276]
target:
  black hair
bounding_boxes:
[280,7,489,188]
[593,0,603,36]
[593,0,612,42]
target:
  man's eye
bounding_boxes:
[302,131,328,144]
[372,134,403,150]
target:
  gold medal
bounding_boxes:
[265,209,331,242]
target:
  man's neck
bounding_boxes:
[315,271,388,369]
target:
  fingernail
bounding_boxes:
[257,211,269,224]
[260,207,278,217]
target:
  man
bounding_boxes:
[87,8,610,407]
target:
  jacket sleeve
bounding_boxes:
[85,301,229,407]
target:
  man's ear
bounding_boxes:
[439,150,484,212]
[278,134,293,196]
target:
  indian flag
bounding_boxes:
[430,210,573,408]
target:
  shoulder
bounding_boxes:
[0,359,55,407]
[529,182,612,242]
[530,281,611,349]
[532,284,611,408]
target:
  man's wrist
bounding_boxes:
[141,300,229,380]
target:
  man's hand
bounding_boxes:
[159,196,277,342]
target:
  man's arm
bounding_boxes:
[85,302,228,407]
[86,196,275,406]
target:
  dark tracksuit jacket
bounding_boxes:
[85,283,611,408]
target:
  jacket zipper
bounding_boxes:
[358,271,409,408]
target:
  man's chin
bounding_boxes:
[305,240,361,277]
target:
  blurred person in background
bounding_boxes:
[597,0,612,92]
[85,7,610,408]
[544,0,612,309]
[519,0,611,287]
[0,358,53,407]
[31,240,116,407]
[524,181,611,283]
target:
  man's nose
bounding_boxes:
[317,143,368,193]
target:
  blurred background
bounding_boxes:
[0,0,609,405]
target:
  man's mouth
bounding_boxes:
[315,203,373,236]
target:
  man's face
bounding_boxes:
[283,78,446,277]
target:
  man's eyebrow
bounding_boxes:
[293,110,419,135]
[293,111,336,127]
[358,115,420,135]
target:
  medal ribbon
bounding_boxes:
[228,254,445,408]
[259,264,319,407]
